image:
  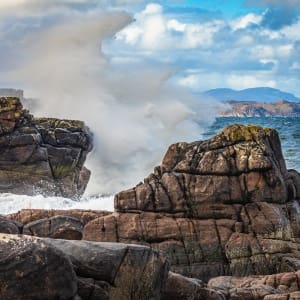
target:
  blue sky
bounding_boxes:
[0,0,300,96]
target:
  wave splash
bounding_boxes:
[0,194,114,215]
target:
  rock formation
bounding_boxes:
[0,97,92,198]
[81,124,300,282]
[0,233,168,300]
[3,123,300,299]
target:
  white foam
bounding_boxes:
[0,193,114,215]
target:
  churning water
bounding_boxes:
[1,117,299,215]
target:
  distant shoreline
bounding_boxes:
[218,100,300,117]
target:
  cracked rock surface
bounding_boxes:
[0,234,168,300]
[0,97,92,198]
[82,124,300,282]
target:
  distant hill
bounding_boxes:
[219,100,300,117]
[204,87,300,103]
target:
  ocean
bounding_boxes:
[0,117,299,215]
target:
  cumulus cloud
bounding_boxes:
[117,3,225,50]
[230,13,262,30]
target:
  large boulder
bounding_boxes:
[0,97,92,198]
[83,124,300,281]
[0,234,168,300]
[0,234,77,299]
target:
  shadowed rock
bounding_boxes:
[0,97,92,199]
[0,234,168,300]
[0,234,77,300]
[23,215,83,240]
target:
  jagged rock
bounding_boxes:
[162,271,225,300]
[0,234,77,299]
[7,209,111,225]
[23,215,83,240]
[83,124,300,281]
[0,97,92,198]
[208,271,300,300]
[45,239,169,300]
[0,234,168,300]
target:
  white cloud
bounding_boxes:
[143,3,162,14]
[0,0,148,16]
[227,74,276,90]
[117,4,224,50]
[230,13,263,30]
[167,19,186,32]
[141,13,167,49]
[281,20,300,40]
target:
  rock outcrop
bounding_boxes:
[0,97,92,198]
[3,123,300,299]
[0,234,168,300]
[81,124,300,281]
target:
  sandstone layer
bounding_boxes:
[0,97,92,198]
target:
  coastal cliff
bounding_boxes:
[0,97,93,198]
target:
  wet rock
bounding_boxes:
[0,97,92,199]
[7,209,111,226]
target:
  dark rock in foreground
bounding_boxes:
[0,234,168,300]
[0,97,92,198]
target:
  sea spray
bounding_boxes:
[2,10,219,196]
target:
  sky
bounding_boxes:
[0,0,299,194]
[0,0,299,95]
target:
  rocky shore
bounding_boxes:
[1,97,300,299]
[0,97,93,198]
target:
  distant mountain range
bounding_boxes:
[203,87,300,117]
[204,87,300,103]
[218,100,300,117]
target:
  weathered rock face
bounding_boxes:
[0,97,92,198]
[0,234,168,300]
[82,124,300,281]
[208,271,300,300]
[0,234,78,300]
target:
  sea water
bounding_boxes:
[0,117,299,214]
